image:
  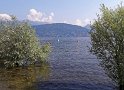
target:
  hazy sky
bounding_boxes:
[0,0,123,26]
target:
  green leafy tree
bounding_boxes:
[90,4,124,90]
[0,20,50,68]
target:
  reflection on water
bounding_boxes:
[0,62,50,90]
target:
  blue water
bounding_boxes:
[33,37,116,90]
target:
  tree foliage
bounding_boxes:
[90,4,124,89]
[0,21,50,67]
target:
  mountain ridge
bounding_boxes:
[33,23,90,37]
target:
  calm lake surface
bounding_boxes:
[35,37,116,90]
[0,37,116,90]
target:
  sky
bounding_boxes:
[0,0,124,26]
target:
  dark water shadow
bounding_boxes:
[0,62,50,90]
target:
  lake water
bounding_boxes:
[0,37,116,90]
[34,37,116,90]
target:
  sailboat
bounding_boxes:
[58,39,59,42]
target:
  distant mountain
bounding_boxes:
[84,24,91,30]
[33,23,90,37]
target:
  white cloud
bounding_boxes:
[0,14,12,21]
[27,9,54,22]
[75,19,83,26]
[41,16,53,22]
[63,21,67,23]
[75,18,91,26]
[27,9,42,22]
[82,18,90,26]
[50,12,54,17]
